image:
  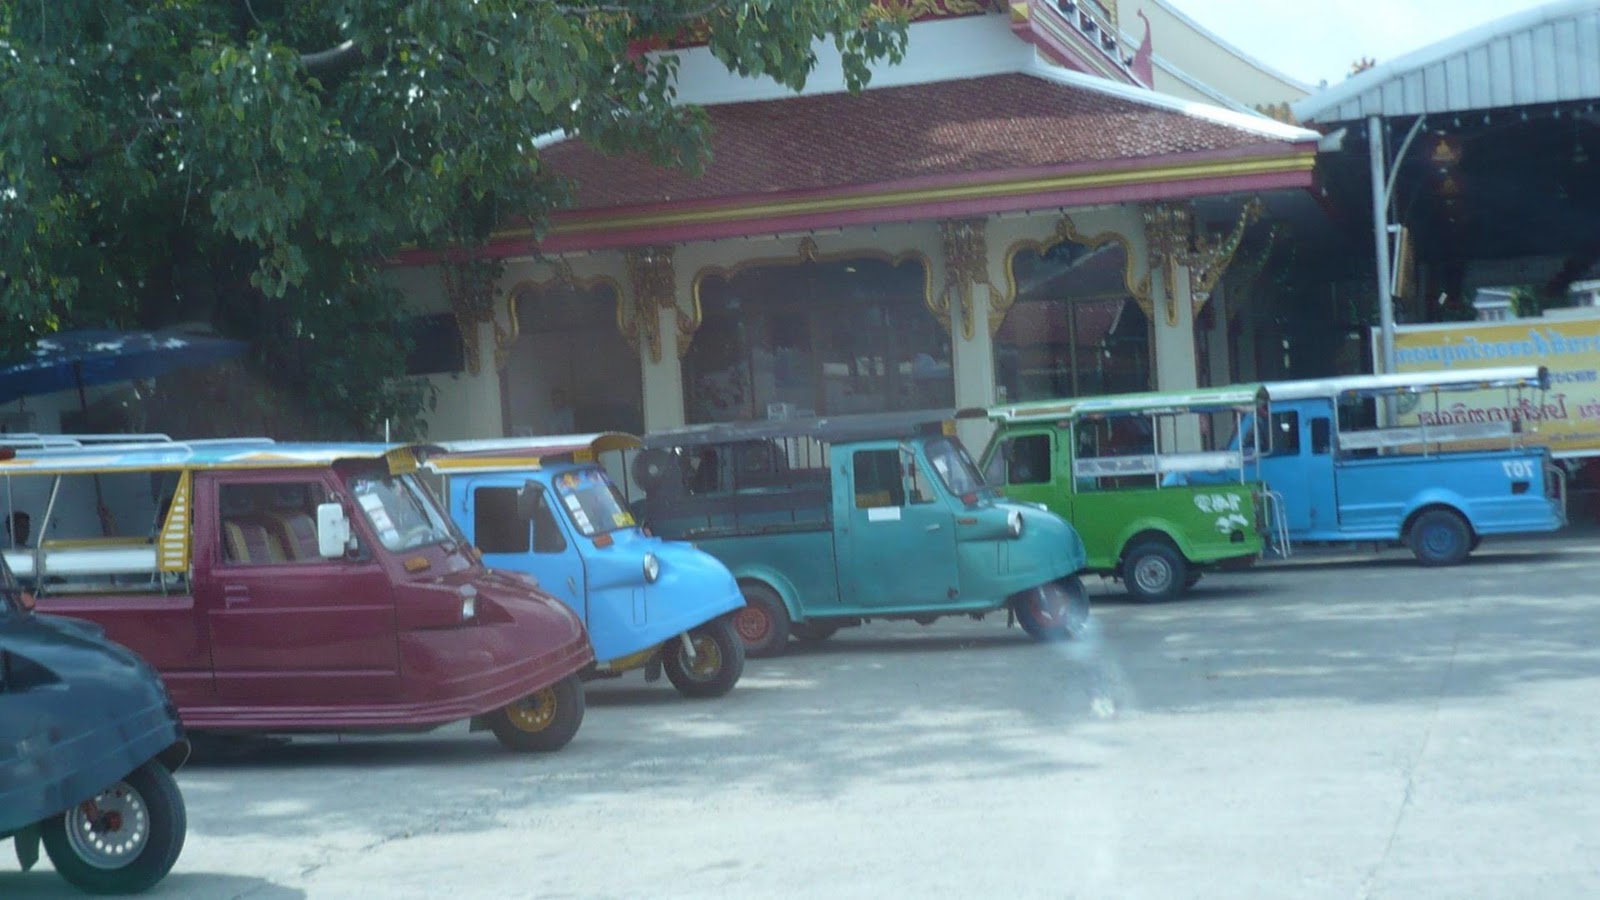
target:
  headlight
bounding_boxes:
[642,552,660,583]
[459,586,477,621]
[1007,509,1024,538]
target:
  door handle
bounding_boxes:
[925,523,943,532]
[223,585,250,609]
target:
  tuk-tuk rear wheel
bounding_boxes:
[41,761,187,895]
[663,618,745,698]
[734,582,791,658]
[489,675,585,753]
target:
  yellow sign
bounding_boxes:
[1389,315,1600,456]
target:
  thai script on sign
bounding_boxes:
[1396,329,1600,368]
[1194,492,1249,535]
[1416,394,1569,426]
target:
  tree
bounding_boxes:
[0,0,906,437]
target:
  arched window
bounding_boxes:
[502,279,642,436]
[996,238,1149,403]
[684,254,951,423]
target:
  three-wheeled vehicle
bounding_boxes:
[422,434,746,698]
[967,386,1280,601]
[0,435,593,753]
[1,542,190,894]
[632,411,1091,656]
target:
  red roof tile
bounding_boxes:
[541,73,1301,211]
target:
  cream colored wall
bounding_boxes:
[387,267,503,440]
[1126,0,1308,111]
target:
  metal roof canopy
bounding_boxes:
[1262,365,1549,402]
[0,439,428,475]
[967,385,1268,423]
[642,410,955,450]
[425,433,641,473]
[1293,2,1600,124]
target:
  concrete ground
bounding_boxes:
[5,532,1599,899]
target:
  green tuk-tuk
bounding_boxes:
[632,411,1090,656]
[967,386,1281,601]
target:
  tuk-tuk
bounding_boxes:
[423,434,745,698]
[967,386,1280,601]
[0,435,593,753]
[1,543,190,894]
[633,411,1091,656]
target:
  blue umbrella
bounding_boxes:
[0,327,248,405]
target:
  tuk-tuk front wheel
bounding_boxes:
[734,582,791,658]
[1011,577,1090,641]
[41,761,187,895]
[663,618,746,699]
[1123,541,1187,602]
[489,675,585,753]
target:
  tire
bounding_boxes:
[733,582,791,658]
[790,620,840,643]
[663,617,745,698]
[1011,577,1090,641]
[1123,541,1187,602]
[489,674,585,752]
[41,761,187,895]
[1408,508,1472,567]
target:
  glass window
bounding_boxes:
[473,487,529,554]
[1269,412,1301,456]
[350,474,453,553]
[553,468,635,537]
[1310,417,1333,455]
[996,239,1150,403]
[219,481,332,565]
[1002,434,1052,485]
[504,280,643,436]
[532,492,568,554]
[902,447,933,504]
[853,449,905,509]
[684,256,951,423]
[923,436,987,497]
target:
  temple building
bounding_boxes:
[388,1,1322,443]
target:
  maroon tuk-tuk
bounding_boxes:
[0,436,592,753]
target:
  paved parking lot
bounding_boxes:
[6,532,1600,899]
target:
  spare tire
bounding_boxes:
[632,448,681,494]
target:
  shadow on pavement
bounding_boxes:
[0,871,302,899]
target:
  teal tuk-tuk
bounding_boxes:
[633,412,1091,656]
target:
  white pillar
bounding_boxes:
[1206,284,1231,387]
[642,301,685,431]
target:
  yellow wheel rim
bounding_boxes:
[505,687,558,732]
[685,636,721,679]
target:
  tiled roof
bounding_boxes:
[541,72,1307,211]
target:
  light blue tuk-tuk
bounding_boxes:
[425,435,746,698]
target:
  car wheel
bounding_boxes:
[1123,541,1187,602]
[1011,577,1090,640]
[733,582,792,658]
[663,618,745,698]
[41,761,187,895]
[1409,509,1472,566]
[489,675,585,752]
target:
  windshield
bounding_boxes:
[350,473,456,553]
[922,436,990,499]
[553,467,635,537]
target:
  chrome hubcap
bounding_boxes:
[65,782,149,870]
[1134,557,1172,594]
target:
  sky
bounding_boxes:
[1160,0,1541,88]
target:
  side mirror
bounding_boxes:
[316,502,352,559]
[517,481,545,522]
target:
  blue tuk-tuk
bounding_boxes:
[1,546,190,893]
[425,435,746,697]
